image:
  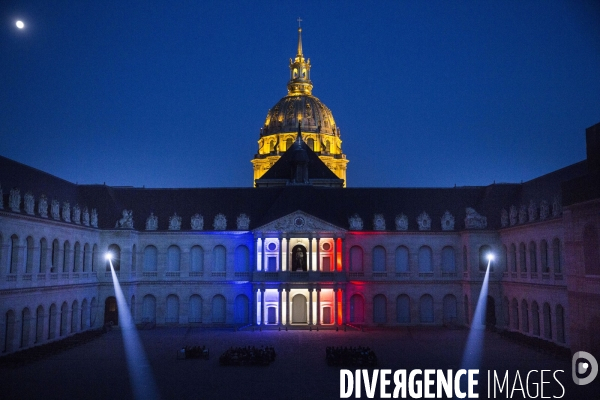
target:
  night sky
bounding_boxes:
[1,1,599,188]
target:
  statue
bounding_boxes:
[72,204,81,224]
[24,192,35,215]
[464,207,487,229]
[38,195,48,218]
[51,200,60,220]
[518,205,527,224]
[552,195,561,217]
[395,214,408,231]
[348,214,363,231]
[190,214,204,230]
[62,202,71,222]
[115,210,134,229]
[82,207,90,226]
[237,213,250,230]
[528,200,537,222]
[146,213,158,230]
[9,188,20,212]
[169,213,182,230]
[417,211,431,231]
[213,213,227,230]
[500,209,509,228]
[539,200,549,221]
[91,208,98,228]
[441,211,455,231]
[373,214,385,231]
[509,206,517,226]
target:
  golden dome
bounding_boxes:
[262,95,339,136]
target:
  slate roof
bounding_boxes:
[0,154,592,232]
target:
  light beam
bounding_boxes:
[107,257,159,400]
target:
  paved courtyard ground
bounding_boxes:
[1,326,598,399]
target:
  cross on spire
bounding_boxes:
[297,17,302,27]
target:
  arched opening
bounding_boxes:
[71,300,79,333]
[142,295,156,323]
[519,243,527,272]
[349,294,364,323]
[511,299,519,330]
[373,294,387,324]
[25,236,34,273]
[418,246,433,273]
[20,308,31,348]
[372,246,386,272]
[529,241,537,273]
[510,244,517,272]
[143,245,158,272]
[166,295,179,324]
[107,244,120,271]
[443,294,457,324]
[540,240,549,273]
[90,297,98,326]
[521,300,529,333]
[267,307,277,324]
[213,245,226,273]
[189,295,202,323]
[212,295,226,323]
[420,294,434,323]
[442,246,456,273]
[234,295,249,324]
[60,302,68,336]
[104,297,118,326]
[48,304,57,340]
[62,241,70,272]
[83,243,90,272]
[4,310,16,352]
[552,238,562,273]
[234,246,250,272]
[35,305,44,343]
[292,294,307,323]
[190,246,204,274]
[167,246,181,272]
[292,245,307,271]
[40,238,48,273]
[395,246,409,273]
[543,303,552,340]
[479,245,492,271]
[349,246,363,272]
[73,242,81,272]
[486,296,496,328]
[81,299,88,330]
[9,235,19,274]
[51,239,59,272]
[556,305,565,343]
[396,295,410,323]
[532,301,540,336]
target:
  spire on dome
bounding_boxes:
[287,20,313,96]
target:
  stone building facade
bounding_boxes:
[0,28,599,361]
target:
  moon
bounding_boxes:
[16,20,25,29]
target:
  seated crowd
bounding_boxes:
[326,346,377,367]
[180,345,209,359]
[219,345,276,366]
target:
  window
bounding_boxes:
[372,246,386,272]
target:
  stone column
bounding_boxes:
[286,237,291,271]
[260,288,265,326]
[278,236,283,272]
[286,288,291,326]
[341,288,347,325]
[253,286,259,326]
[334,286,339,327]
[261,236,265,272]
[333,237,338,271]
[308,236,313,271]
[308,287,313,325]
[316,287,321,326]
[278,287,283,326]
[316,237,321,272]
[342,238,347,272]
[254,237,260,271]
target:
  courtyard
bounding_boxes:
[1,326,598,399]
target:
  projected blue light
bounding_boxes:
[108,257,159,400]
[458,255,493,395]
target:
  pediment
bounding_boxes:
[254,210,346,234]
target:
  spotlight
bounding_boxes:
[105,252,113,261]
[486,253,494,262]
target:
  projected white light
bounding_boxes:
[105,252,113,261]
[486,253,494,262]
[16,21,25,29]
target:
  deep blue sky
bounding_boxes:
[1,1,599,188]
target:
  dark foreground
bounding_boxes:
[1,326,598,400]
